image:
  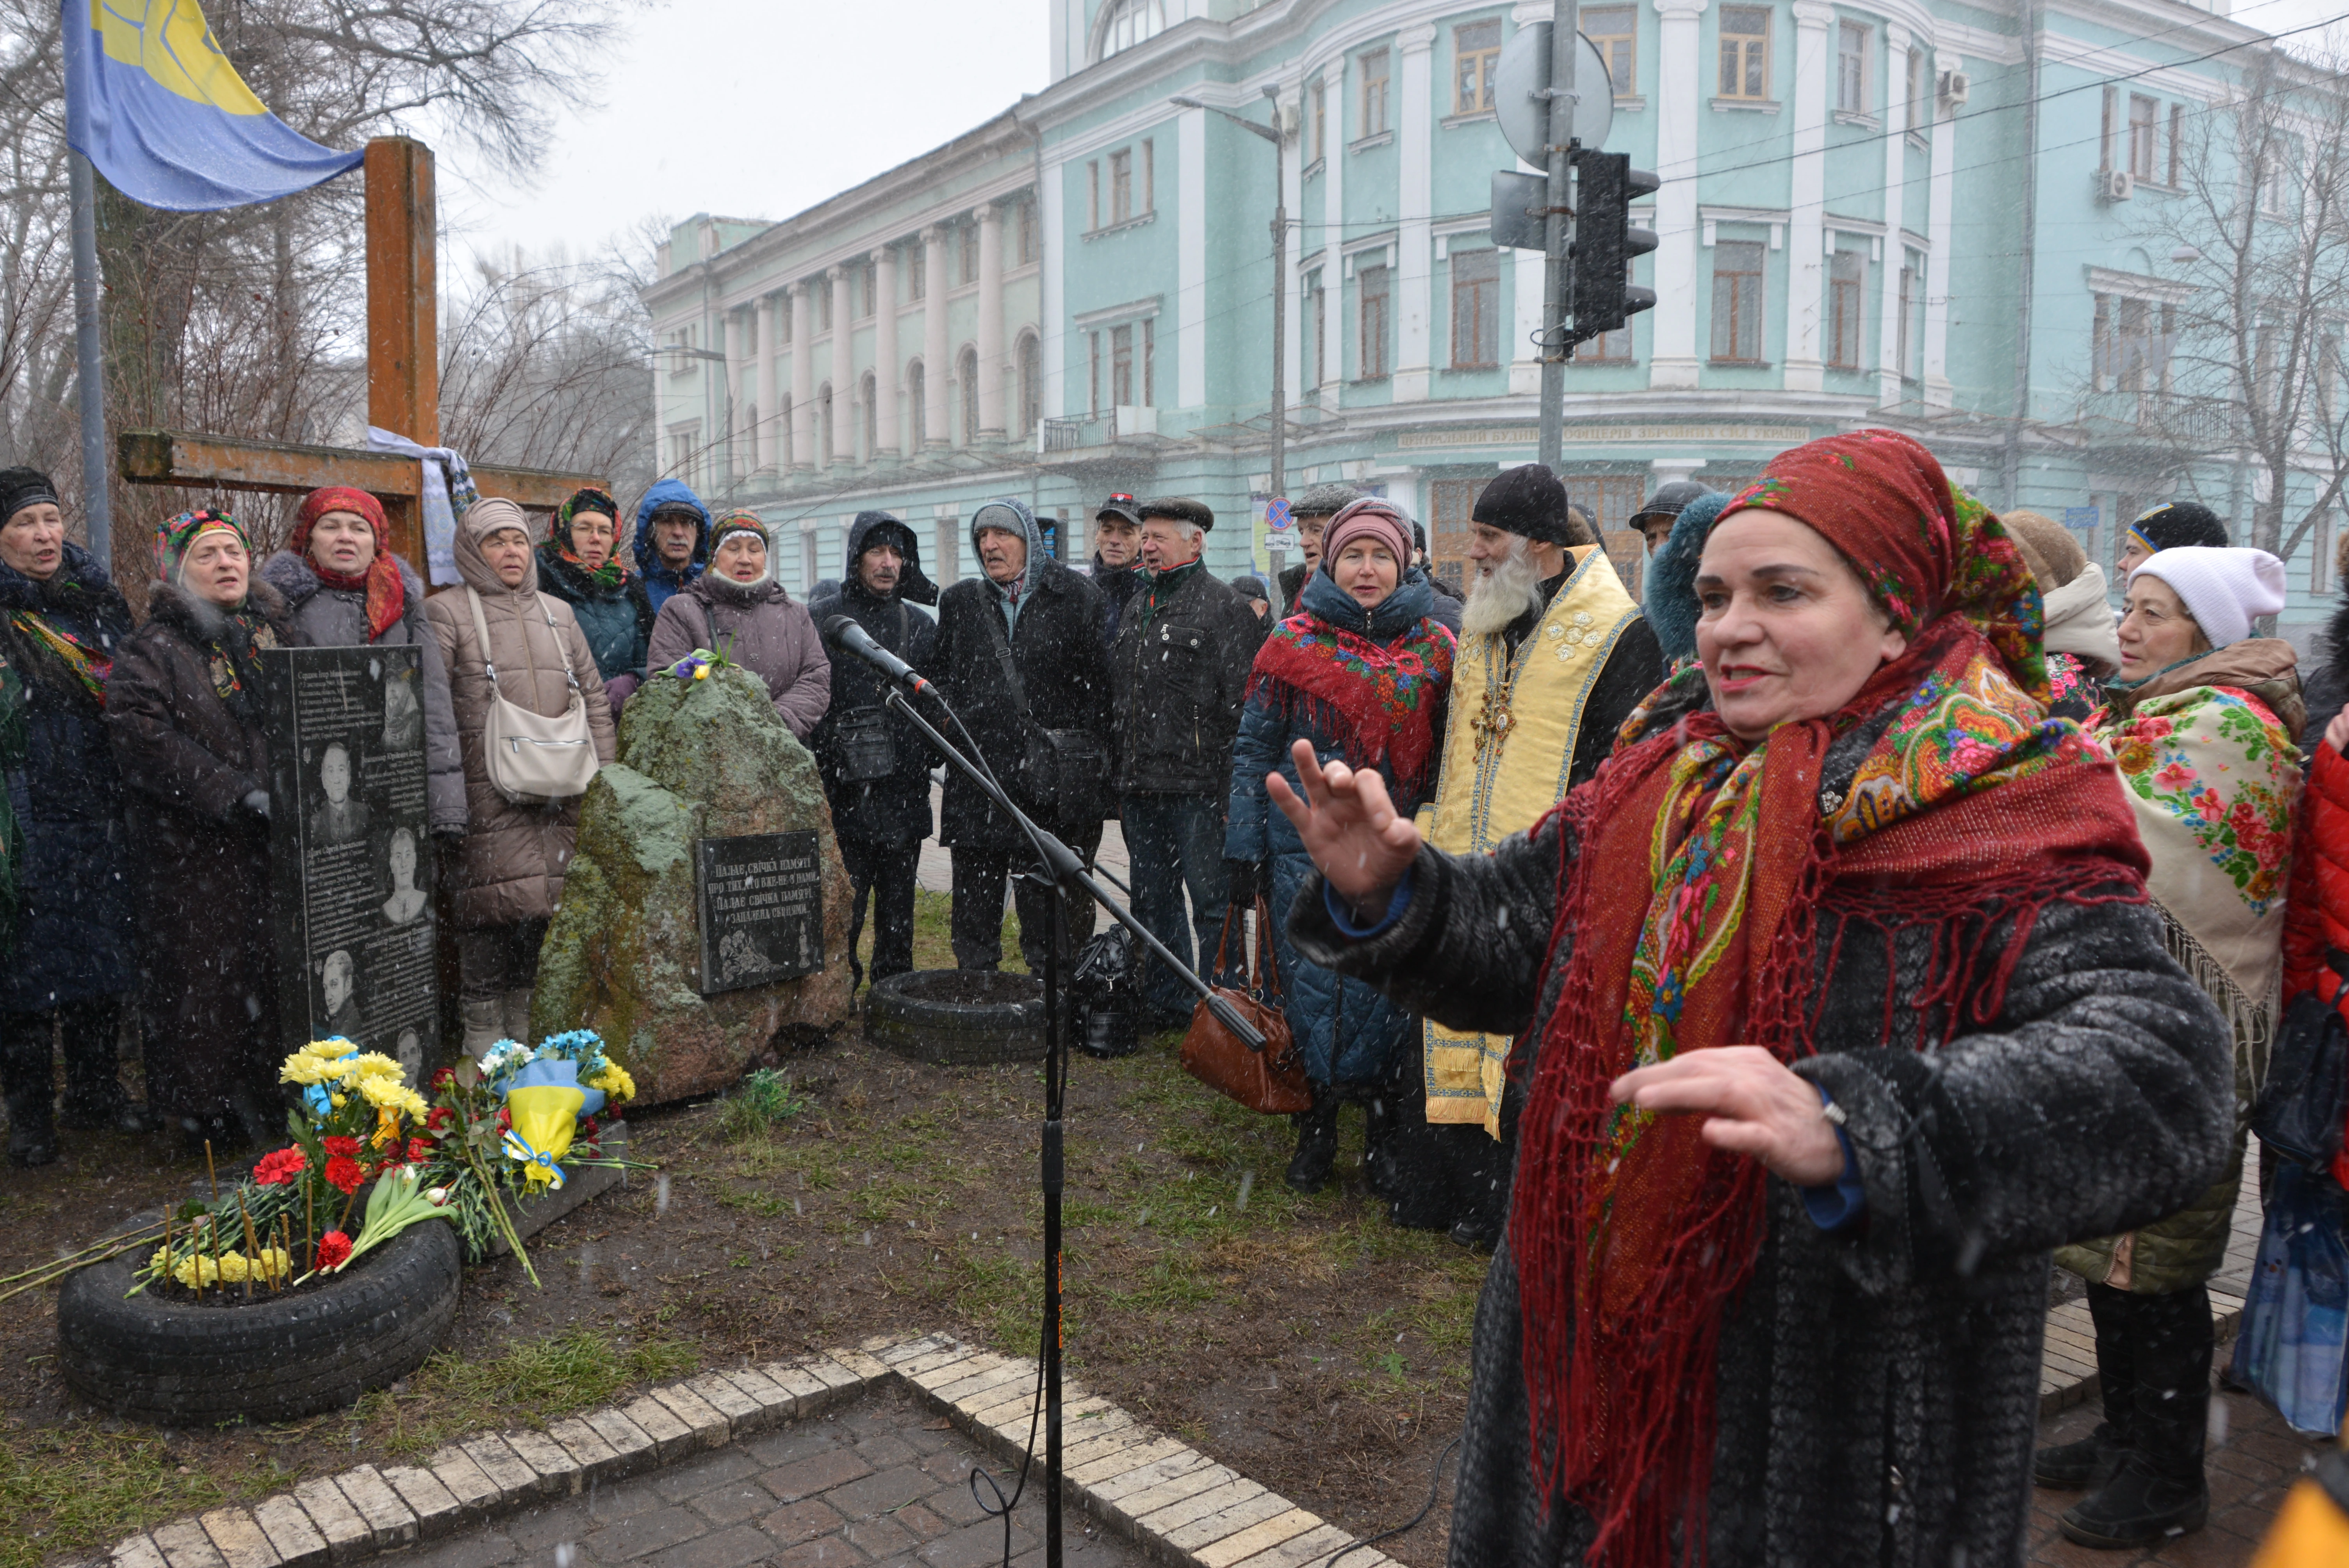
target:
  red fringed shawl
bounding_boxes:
[1246,609,1455,806]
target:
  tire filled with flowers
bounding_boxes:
[57,1034,639,1426]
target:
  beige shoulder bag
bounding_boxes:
[465,587,600,804]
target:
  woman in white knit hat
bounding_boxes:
[2037,543,2302,1545]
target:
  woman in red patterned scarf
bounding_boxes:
[1273,430,2234,1568]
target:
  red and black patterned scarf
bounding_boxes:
[1246,596,1455,806]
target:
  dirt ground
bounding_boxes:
[0,897,1480,1568]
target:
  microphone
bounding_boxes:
[823,615,933,696]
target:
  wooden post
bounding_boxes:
[365,138,437,569]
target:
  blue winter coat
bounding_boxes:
[1224,569,1452,1085]
[630,479,710,617]
[536,542,654,684]
[0,544,137,1013]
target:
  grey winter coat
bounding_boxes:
[1291,780,2233,1565]
[424,512,617,930]
[646,573,831,740]
[260,550,465,832]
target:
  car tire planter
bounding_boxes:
[866,969,1047,1066]
[57,1220,463,1426]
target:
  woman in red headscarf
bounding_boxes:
[260,488,463,835]
[1275,430,2233,1567]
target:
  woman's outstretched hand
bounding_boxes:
[1610,1047,1847,1186]
[1265,738,1421,920]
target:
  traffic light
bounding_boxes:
[1570,150,1659,336]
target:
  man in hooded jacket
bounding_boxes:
[631,479,711,616]
[810,512,939,992]
[923,499,1110,972]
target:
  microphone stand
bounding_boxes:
[883,687,1264,1568]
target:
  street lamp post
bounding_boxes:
[1171,91,1289,503]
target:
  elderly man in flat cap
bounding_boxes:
[1391,463,1661,1249]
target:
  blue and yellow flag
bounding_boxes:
[61,0,364,211]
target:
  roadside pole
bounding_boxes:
[1537,0,1580,472]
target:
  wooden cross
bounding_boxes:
[117,138,606,572]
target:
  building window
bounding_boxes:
[1718,8,1770,100]
[1358,262,1391,379]
[2129,95,2158,182]
[1018,333,1041,437]
[2169,104,2183,187]
[1828,249,1864,369]
[860,372,877,459]
[863,262,880,319]
[908,362,927,448]
[1307,273,1326,389]
[778,395,793,468]
[1098,0,1165,61]
[1898,255,1919,378]
[1450,247,1500,369]
[1836,23,1868,114]
[1087,331,1101,414]
[959,346,979,442]
[1573,325,1633,363]
[909,245,925,301]
[1583,7,1636,96]
[1110,149,1134,225]
[1111,324,1137,406]
[1710,241,1765,363]
[1428,478,1485,592]
[1454,20,1502,114]
[1017,202,1035,266]
[1142,139,1155,214]
[1906,48,1927,132]
[1360,48,1390,137]
[1086,161,1100,231]
[961,224,979,286]
[668,429,696,481]
[800,534,818,598]
[1310,79,1327,161]
[2100,86,2116,171]
[935,518,960,585]
[2094,294,2174,397]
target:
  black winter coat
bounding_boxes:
[0,544,136,1014]
[925,557,1110,849]
[808,575,939,848]
[1292,752,2232,1567]
[1109,562,1266,797]
[1091,556,1144,650]
[107,580,297,1119]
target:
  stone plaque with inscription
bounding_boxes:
[696,831,823,994]
[264,645,439,1080]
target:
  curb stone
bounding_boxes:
[89,1335,1397,1568]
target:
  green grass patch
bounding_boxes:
[0,1427,258,1568]
[720,1068,806,1142]
[346,1325,701,1460]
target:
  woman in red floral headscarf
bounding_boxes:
[1270,430,2234,1568]
[259,488,463,836]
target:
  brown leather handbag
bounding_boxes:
[1179,896,1312,1115]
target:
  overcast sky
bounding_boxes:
[435,0,1052,270]
[433,0,2349,271]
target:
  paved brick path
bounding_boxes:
[375,1388,1147,1568]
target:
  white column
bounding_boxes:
[977,202,1006,438]
[1784,2,1831,393]
[724,308,749,478]
[922,226,951,446]
[789,283,814,472]
[1319,58,1345,406]
[1924,49,1957,408]
[1394,23,1436,402]
[1280,84,1302,430]
[1649,0,1709,389]
[756,295,781,473]
[873,246,900,458]
[1878,24,1912,407]
[829,265,855,463]
[1042,171,1066,419]
[1178,106,1207,408]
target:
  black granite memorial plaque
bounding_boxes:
[696,830,823,994]
[264,645,439,1080]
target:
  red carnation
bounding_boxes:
[323,1135,361,1160]
[494,1107,511,1132]
[580,1115,600,1140]
[430,1067,455,1089]
[405,1137,433,1164]
[253,1147,308,1185]
[314,1231,353,1271]
[324,1155,364,1195]
[426,1106,453,1131]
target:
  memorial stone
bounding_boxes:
[264,645,439,1080]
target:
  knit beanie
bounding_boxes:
[1291,481,1363,520]
[155,508,251,584]
[2128,500,2229,556]
[1644,490,1733,664]
[708,509,768,554]
[0,466,60,527]
[2001,510,2089,590]
[2130,546,2286,649]
[1321,499,1413,573]
[1472,464,1576,545]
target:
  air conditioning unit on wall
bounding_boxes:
[1939,69,1970,107]
[2096,169,2136,203]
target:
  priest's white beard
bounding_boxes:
[1461,535,1547,639]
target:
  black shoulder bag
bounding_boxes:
[2255,952,2349,1170]
[831,601,906,784]
[979,595,1112,822]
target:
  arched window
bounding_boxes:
[860,372,878,461]
[959,346,980,445]
[1016,332,1041,439]
[817,383,834,469]
[908,360,928,448]
[1096,0,1166,61]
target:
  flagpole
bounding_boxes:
[68,151,110,570]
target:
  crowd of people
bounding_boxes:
[0,429,2342,1556]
